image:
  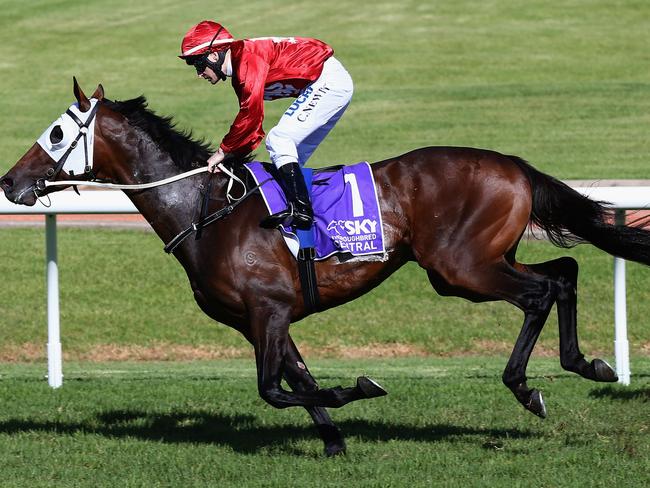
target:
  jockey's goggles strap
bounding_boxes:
[191,51,227,80]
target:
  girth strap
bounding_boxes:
[195,173,215,241]
[298,247,320,313]
[295,168,320,314]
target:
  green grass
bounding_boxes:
[1,227,649,359]
[0,357,648,487]
[1,0,649,178]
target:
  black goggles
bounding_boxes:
[185,54,209,75]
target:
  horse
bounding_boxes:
[3,79,649,456]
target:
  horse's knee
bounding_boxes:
[258,385,290,409]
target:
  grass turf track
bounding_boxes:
[0,357,649,487]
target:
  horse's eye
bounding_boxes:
[49,125,64,145]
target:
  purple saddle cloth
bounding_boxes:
[245,161,386,261]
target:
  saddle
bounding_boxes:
[245,161,386,261]
[245,161,386,314]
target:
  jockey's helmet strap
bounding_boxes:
[204,50,227,81]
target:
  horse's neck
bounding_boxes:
[119,153,226,244]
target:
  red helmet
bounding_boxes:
[179,21,234,59]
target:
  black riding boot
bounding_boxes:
[260,162,314,230]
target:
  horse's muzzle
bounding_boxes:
[0,174,37,206]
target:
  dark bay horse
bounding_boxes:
[3,80,649,455]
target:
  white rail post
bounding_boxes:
[45,214,63,388]
[613,209,630,385]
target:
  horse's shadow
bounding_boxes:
[0,409,535,454]
[588,386,650,402]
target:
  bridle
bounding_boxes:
[33,98,248,198]
[30,97,272,252]
[35,98,101,195]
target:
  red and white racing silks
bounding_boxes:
[220,37,334,155]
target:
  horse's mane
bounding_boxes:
[102,96,252,171]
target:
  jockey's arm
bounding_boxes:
[207,147,228,173]
[219,53,270,158]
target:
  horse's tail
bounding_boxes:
[508,155,650,266]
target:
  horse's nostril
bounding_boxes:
[0,177,13,189]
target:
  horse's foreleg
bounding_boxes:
[283,336,346,456]
[526,258,617,383]
[251,305,387,410]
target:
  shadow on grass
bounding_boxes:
[0,409,536,454]
[589,386,650,402]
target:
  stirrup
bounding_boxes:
[260,203,313,230]
[291,211,313,230]
[260,205,294,229]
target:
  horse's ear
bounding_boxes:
[72,76,91,111]
[91,84,105,101]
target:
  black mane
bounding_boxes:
[102,96,251,171]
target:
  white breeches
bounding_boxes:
[266,56,353,168]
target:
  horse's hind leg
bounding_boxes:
[524,257,617,383]
[283,335,347,456]
[426,261,557,417]
[498,268,557,418]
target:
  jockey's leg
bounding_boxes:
[261,57,353,230]
[260,161,314,230]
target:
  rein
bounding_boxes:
[42,163,248,203]
[42,166,209,190]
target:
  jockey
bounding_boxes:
[179,20,354,230]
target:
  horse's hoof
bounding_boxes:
[317,425,346,456]
[356,376,388,398]
[592,358,618,383]
[324,441,347,457]
[525,389,547,419]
